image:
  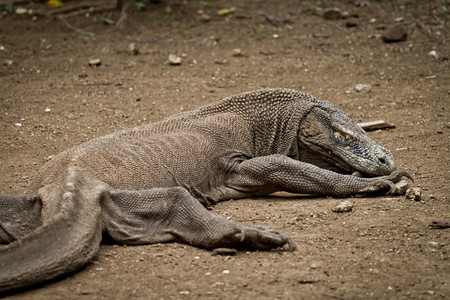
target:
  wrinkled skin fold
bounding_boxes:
[0,88,411,293]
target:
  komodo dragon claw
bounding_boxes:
[240,226,296,251]
[387,170,414,183]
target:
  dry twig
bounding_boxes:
[55,15,95,37]
[116,0,130,26]
[358,120,395,131]
[46,0,118,17]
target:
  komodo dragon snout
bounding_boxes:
[0,88,412,294]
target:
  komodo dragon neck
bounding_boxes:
[148,88,318,158]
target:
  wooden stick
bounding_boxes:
[116,0,130,26]
[357,120,395,131]
[55,15,95,37]
[46,0,107,15]
[1,0,30,4]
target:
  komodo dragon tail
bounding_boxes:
[0,167,104,293]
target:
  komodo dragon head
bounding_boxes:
[298,103,395,177]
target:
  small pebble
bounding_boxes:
[382,24,407,43]
[393,180,409,195]
[212,248,237,256]
[168,54,182,65]
[272,34,279,39]
[128,43,139,55]
[346,20,358,27]
[310,263,318,269]
[222,270,230,274]
[406,187,421,201]
[45,108,51,113]
[323,8,342,20]
[232,48,244,57]
[15,123,22,127]
[354,83,372,92]
[428,50,437,58]
[15,7,27,15]
[215,59,229,65]
[333,200,353,213]
[199,13,211,22]
[88,58,101,66]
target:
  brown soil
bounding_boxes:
[0,1,449,299]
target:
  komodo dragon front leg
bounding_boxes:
[101,186,295,251]
[226,154,410,197]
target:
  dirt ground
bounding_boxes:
[0,0,449,299]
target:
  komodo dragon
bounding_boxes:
[0,88,411,293]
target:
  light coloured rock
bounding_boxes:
[232,48,243,57]
[15,7,27,15]
[128,43,139,55]
[355,84,371,92]
[199,13,211,22]
[428,50,437,58]
[333,200,353,213]
[88,58,101,66]
[406,187,421,201]
[393,179,410,195]
[168,54,182,65]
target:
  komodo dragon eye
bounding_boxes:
[332,127,353,140]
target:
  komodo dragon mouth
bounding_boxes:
[0,88,412,294]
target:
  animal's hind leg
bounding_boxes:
[102,187,295,251]
[0,194,41,244]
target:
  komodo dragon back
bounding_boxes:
[0,88,411,293]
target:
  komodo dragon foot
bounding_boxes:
[240,225,296,251]
[356,170,413,195]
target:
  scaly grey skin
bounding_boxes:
[0,88,411,293]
